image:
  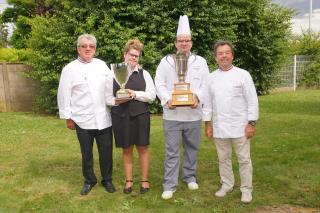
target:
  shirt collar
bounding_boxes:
[129,65,139,75]
[77,56,93,64]
[219,65,234,72]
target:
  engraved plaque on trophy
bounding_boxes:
[111,62,131,100]
[171,52,194,106]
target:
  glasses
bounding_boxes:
[127,52,140,58]
[79,44,96,49]
[177,40,192,43]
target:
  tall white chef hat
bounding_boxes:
[176,15,191,36]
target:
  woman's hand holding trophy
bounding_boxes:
[111,62,135,105]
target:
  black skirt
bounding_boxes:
[112,112,150,148]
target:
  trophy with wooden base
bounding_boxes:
[111,62,132,101]
[171,52,194,106]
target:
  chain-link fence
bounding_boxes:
[275,55,312,90]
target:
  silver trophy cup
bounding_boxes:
[111,62,131,99]
[171,52,194,106]
[175,52,188,83]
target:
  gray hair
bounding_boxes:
[213,40,234,56]
[77,34,97,47]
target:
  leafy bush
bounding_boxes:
[4,0,293,113]
[299,55,320,88]
[149,98,162,114]
[0,48,30,62]
[290,32,320,88]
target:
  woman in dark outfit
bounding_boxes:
[111,39,156,194]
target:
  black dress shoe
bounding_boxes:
[80,183,95,195]
[123,180,133,194]
[104,181,116,193]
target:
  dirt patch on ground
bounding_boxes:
[253,205,320,213]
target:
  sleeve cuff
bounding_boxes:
[59,111,71,119]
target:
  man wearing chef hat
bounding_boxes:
[155,15,210,200]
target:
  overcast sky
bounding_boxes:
[0,0,7,12]
[272,0,320,17]
[272,0,320,34]
[0,0,319,34]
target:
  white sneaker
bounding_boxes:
[187,182,199,190]
[241,192,252,203]
[214,187,233,197]
[161,190,175,200]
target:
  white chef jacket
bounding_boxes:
[155,53,210,121]
[105,65,156,105]
[57,58,113,130]
[202,66,259,138]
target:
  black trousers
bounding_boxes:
[75,125,113,185]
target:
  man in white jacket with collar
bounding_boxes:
[57,34,115,195]
[203,40,259,203]
[155,15,209,200]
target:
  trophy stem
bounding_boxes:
[172,52,194,106]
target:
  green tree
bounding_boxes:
[222,0,293,94]
[12,0,293,113]
[1,0,54,48]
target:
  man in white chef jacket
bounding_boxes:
[202,40,259,203]
[155,15,210,200]
[57,34,115,195]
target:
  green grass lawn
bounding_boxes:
[0,90,320,213]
